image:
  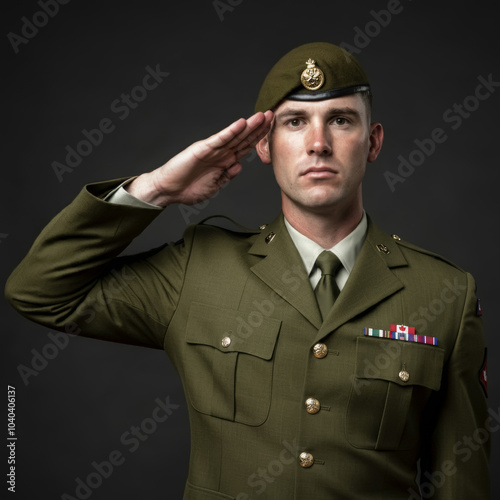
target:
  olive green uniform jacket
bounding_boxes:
[5,179,490,499]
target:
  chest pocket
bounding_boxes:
[346,336,445,450]
[184,301,281,426]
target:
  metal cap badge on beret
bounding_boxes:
[255,42,370,113]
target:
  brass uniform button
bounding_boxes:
[299,452,314,468]
[399,369,410,382]
[265,232,276,244]
[221,337,232,348]
[312,343,328,359]
[305,398,320,414]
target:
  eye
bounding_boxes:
[333,117,349,126]
[285,118,302,127]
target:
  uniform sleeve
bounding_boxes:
[104,177,164,209]
[4,178,192,350]
[420,272,489,499]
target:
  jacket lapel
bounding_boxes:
[315,217,408,342]
[248,214,323,329]
[248,214,408,338]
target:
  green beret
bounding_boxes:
[255,42,370,113]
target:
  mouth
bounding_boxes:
[301,166,338,178]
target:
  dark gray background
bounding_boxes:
[3,0,498,498]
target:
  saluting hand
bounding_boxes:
[126,111,273,207]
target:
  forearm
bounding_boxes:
[4,178,169,345]
[5,111,272,345]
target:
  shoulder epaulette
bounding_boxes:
[197,215,261,234]
[391,234,465,273]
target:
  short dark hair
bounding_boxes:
[359,90,372,122]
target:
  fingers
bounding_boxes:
[234,115,273,161]
[228,110,273,150]
[224,162,243,180]
[237,112,273,148]
[207,111,273,152]
[216,162,243,188]
[209,117,248,149]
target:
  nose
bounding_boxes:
[306,122,332,156]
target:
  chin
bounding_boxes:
[305,191,343,209]
[283,187,354,214]
[297,198,343,215]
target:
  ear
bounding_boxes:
[256,134,272,165]
[367,122,384,163]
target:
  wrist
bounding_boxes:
[125,172,178,207]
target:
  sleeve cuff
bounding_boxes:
[104,178,163,210]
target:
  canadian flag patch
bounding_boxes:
[390,324,416,335]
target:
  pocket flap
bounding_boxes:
[186,301,281,360]
[355,336,445,391]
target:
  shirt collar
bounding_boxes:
[284,211,368,277]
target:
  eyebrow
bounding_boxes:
[275,107,361,120]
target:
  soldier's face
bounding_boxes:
[257,94,383,217]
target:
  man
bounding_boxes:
[5,42,489,499]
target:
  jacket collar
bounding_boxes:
[249,214,323,328]
[248,213,408,338]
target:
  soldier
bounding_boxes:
[5,42,489,499]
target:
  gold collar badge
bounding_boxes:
[300,58,325,91]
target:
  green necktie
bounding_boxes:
[314,250,342,320]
